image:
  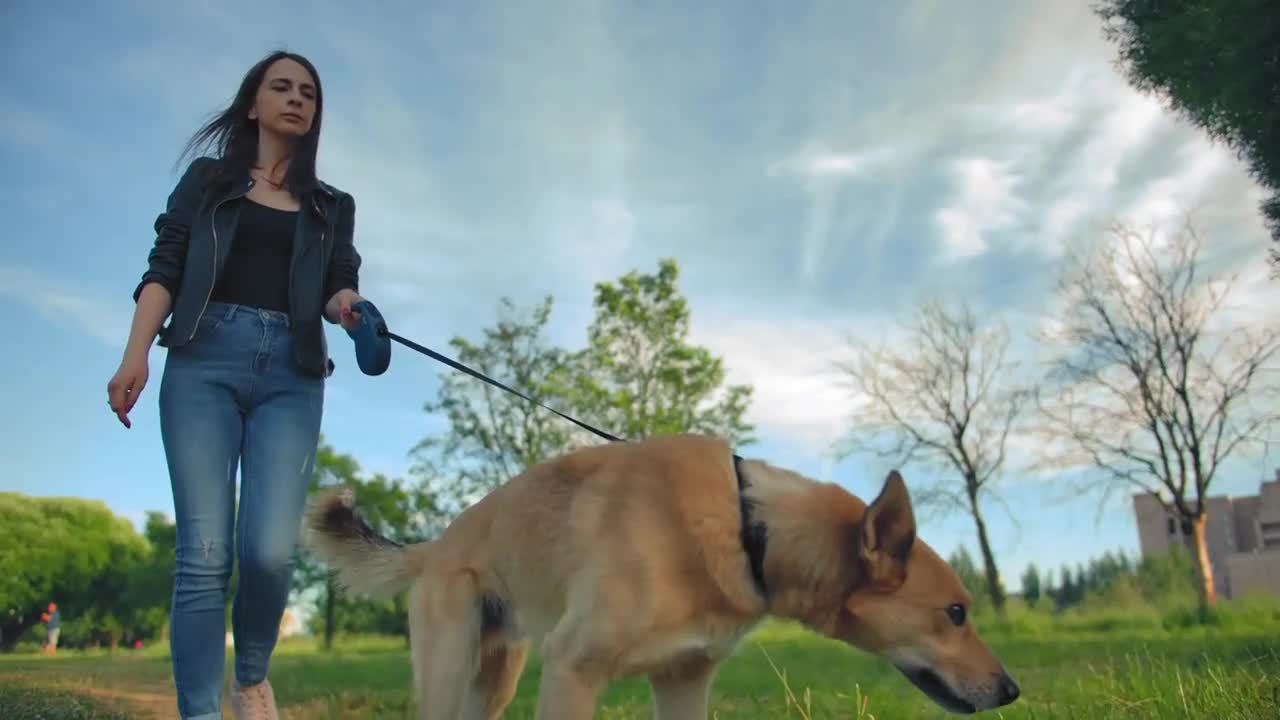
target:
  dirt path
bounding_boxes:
[0,657,178,719]
[0,664,357,720]
[78,684,175,719]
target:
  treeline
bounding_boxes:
[945,544,1199,619]
[0,447,433,653]
[1024,547,1200,614]
[0,494,176,652]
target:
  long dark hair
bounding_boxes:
[177,50,324,194]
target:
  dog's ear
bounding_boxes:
[858,469,916,586]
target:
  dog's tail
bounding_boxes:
[302,486,424,598]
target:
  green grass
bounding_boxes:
[0,685,132,720]
[2,609,1278,719]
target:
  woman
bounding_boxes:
[107,50,370,720]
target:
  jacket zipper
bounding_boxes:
[319,226,331,376]
[189,180,253,340]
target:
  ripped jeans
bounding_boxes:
[158,302,324,720]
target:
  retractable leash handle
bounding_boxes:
[345,299,392,375]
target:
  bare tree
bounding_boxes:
[835,299,1034,618]
[1035,216,1280,617]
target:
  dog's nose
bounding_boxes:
[997,673,1020,705]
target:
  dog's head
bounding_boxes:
[837,471,1019,714]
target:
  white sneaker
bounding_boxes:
[230,676,279,720]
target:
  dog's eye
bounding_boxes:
[946,604,966,626]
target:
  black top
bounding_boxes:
[210,198,297,313]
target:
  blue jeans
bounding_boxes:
[158,302,324,720]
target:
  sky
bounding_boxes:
[3,0,1278,596]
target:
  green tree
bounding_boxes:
[411,296,586,514]
[1094,0,1280,270]
[1134,544,1198,607]
[1056,566,1077,611]
[946,546,987,610]
[0,494,149,651]
[412,264,757,518]
[118,512,178,647]
[319,471,438,643]
[297,439,359,650]
[1021,564,1042,609]
[569,258,755,446]
[297,437,438,649]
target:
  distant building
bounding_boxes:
[224,608,303,648]
[1132,468,1280,599]
[279,607,302,638]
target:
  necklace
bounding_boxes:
[251,166,287,189]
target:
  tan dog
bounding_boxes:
[303,433,1020,718]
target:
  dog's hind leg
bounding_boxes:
[460,639,530,720]
[533,581,610,720]
[650,657,719,720]
[407,574,482,720]
[533,658,603,720]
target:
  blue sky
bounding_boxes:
[3,0,1277,593]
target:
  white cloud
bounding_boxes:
[543,192,639,285]
[1008,97,1076,134]
[768,143,907,283]
[771,143,904,180]
[799,184,838,283]
[934,156,1025,260]
[1194,219,1280,335]
[0,102,131,175]
[590,197,637,255]
[962,65,1089,138]
[807,153,863,176]
[938,48,1259,263]
[1017,64,1235,260]
[1075,88,1167,193]
[0,106,60,150]
[772,144,904,181]
[0,266,127,349]
[688,307,881,453]
[686,300,1077,489]
[1121,140,1232,230]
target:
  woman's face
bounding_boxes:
[249,58,318,140]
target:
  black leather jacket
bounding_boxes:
[133,156,361,378]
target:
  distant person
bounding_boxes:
[106,50,376,720]
[40,602,59,656]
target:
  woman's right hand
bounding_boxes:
[107,352,149,428]
[110,281,173,428]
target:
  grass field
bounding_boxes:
[3,604,1279,719]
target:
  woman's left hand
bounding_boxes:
[330,289,366,332]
